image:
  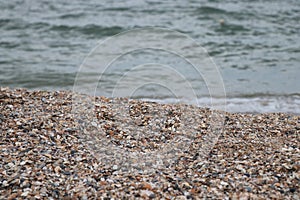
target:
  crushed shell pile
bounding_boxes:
[0,87,299,199]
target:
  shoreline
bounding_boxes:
[0,87,299,199]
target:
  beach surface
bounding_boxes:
[0,87,299,199]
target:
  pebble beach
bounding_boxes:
[0,87,299,199]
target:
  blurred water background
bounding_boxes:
[0,0,299,113]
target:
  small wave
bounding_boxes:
[102,7,131,12]
[28,22,49,30]
[0,18,27,30]
[79,25,124,37]
[49,24,125,38]
[0,19,49,31]
[214,23,250,35]
[0,19,11,26]
[195,6,228,15]
[194,6,256,21]
[0,41,20,49]
[139,9,168,14]
[141,95,300,114]
[59,13,87,19]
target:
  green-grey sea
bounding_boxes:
[0,0,299,113]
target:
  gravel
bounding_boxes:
[0,87,299,199]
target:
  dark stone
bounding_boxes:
[71,150,77,155]
[245,186,252,192]
[63,171,71,175]
[0,114,5,121]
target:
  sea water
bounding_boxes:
[0,0,299,113]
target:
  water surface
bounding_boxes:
[1,0,299,113]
